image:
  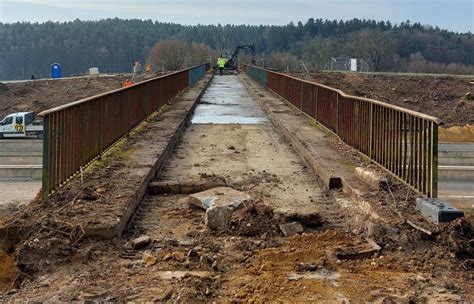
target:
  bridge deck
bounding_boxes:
[2,74,472,302]
[155,75,330,215]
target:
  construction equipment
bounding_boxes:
[220,44,256,70]
[0,112,43,139]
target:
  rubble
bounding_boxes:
[131,235,151,249]
[283,212,322,228]
[229,202,280,236]
[279,222,304,237]
[187,187,249,231]
[206,205,234,231]
[188,187,249,211]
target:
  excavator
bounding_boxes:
[219,44,256,70]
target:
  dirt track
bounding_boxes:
[1,74,472,302]
[305,71,474,127]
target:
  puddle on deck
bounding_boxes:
[191,75,268,125]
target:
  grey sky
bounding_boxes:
[0,0,473,33]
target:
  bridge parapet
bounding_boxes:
[242,64,442,198]
[39,63,211,199]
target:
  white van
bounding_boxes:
[0,112,43,139]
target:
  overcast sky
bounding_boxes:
[0,0,472,33]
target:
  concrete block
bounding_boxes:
[416,198,464,223]
[188,187,248,210]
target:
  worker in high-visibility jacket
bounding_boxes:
[122,79,134,87]
[217,57,226,76]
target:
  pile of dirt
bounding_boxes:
[437,218,473,269]
[0,73,155,119]
[13,218,83,273]
[304,72,474,127]
[0,251,17,293]
[229,201,282,237]
[439,124,474,142]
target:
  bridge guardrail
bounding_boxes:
[40,63,211,199]
[242,64,442,197]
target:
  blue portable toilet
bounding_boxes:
[51,63,61,79]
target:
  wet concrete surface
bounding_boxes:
[191,75,268,125]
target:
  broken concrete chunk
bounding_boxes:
[416,198,464,223]
[188,187,249,210]
[132,235,151,249]
[279,222,304,237]
[355,167,388,191]
[206,205,234,231]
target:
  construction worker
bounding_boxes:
[217,57,225,76]
[122,79,134,87]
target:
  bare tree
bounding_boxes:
[147,39,187,71]
[267,52,299,72]
[214,24,231,53]
[187,42,213,66]
[349,29,395,71]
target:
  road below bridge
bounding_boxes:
[1,73,472,302]
[0,139,42,212]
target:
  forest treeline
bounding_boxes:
[0,18,473,79]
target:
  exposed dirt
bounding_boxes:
[0,73,155,119]
[305,71,474,127]
[2,187,472,302]
[439,124,474,142]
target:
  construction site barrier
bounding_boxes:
[242,64,442,198]
[40,63,211,199]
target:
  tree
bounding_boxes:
[301,37,337,69]
[147,39,188,71]
[267,52,298,72]
[187,42,213,66]
[0,18,473,79]
[348,29,396,71]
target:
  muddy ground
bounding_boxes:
[303,72,474,127]
[0,73,155,119]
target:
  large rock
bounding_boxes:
[188,187,249,231]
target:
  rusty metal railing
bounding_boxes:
[242,64,442,197]
[40,63,211,199]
